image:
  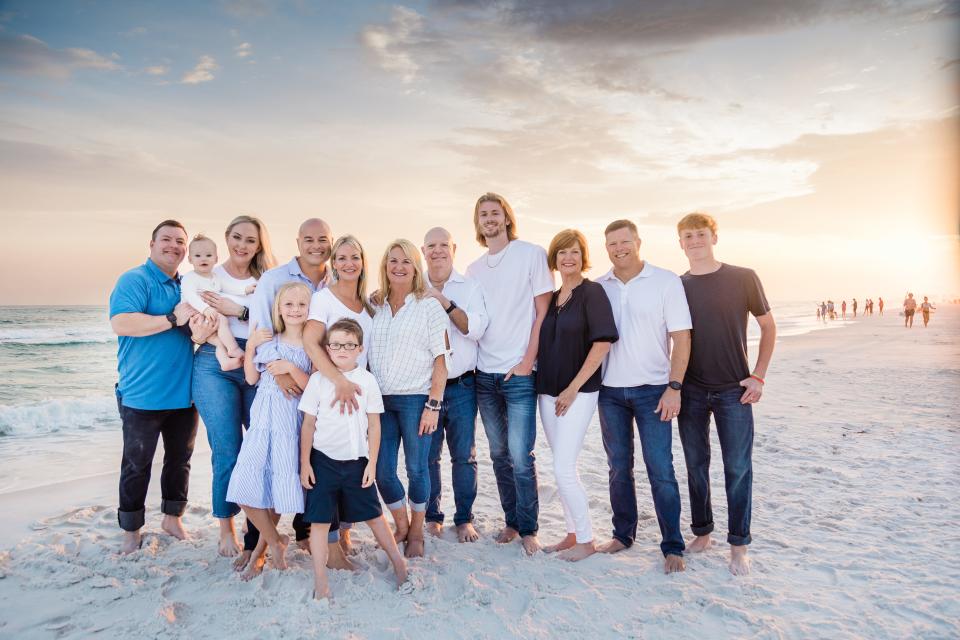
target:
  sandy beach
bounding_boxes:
[1,307,958,640]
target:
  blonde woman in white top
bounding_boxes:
[369,239,448,558]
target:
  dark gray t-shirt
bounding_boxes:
[680,264,770,391]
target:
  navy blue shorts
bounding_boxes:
[303,449,382,524]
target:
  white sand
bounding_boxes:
[1,308,958,639]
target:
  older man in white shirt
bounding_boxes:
[422,227,489,543]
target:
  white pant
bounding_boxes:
[538,391,598,543]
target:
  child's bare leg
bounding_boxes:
[309,524,332,600]
[241,506,288,570]
[240,537,268,581]
[218,314,244,358]
[209,334,242,371]
[366,516,408,588]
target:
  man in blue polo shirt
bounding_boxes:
[109,220,216,554]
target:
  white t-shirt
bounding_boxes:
[298,367,384,461]
[466,240,554,373]
[214,265,257,339]
[307,287,373,369]
[598,262,692,387]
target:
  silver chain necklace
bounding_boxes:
[485,241,512,269]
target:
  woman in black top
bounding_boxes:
[536,229,618,562]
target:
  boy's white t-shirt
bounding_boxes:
[298,367,384,461]
[466,240,555,373]
[307,287,373,369]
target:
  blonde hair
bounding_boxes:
[371,239,426,306]
[330,235,374,316]
[676,212,718,235]
[189,233,216,252]
[547,229,591,272]
[473,192,519,247]
[271,282,311,334]
[225,215,278,279]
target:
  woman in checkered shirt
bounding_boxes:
[368,239,449,558]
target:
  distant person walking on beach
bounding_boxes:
[820,301,827,322]
[903,293,917,328]
[852,298,858,317]
[467,192,554,556]
[827,300,835,319]
[841,300,847,318]
[596,219,691,574]
[109,220,217,554]
[920,297,934,327]
[676,213,776,576]
[879,297,884,315]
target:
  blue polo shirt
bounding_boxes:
[109,258,193,410]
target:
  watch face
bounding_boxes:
[669,381,682,390]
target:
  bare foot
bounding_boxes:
[233,550,253,571]
[521,534,541,555]
[297,538,311,553]
[456,523,479,543]
[596,538,628,554]
[327,543,357,571]
[119,530,141,555]
[268,534,290,570]
[664,554,686,574]
[543,533,576,553]
[393,518,409,544]
[404,536,425,558]
[495,526,519,544]
[241,551,266,581]
[161,515,187,541]
[687,534,712,554]
[729,545,751,576]
[313,585,332,600]
[558,541,596,562]
[340,528,357,555]
[426,522,443,537]
[219,531,241,557]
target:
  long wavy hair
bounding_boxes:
[225,215,277,279]
[370,239,426,307]
[330,234,374,316]
[473,192,519,248]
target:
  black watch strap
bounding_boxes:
[445,300,458,315]
[239,306,249,322]
[668,380,682,391]
[166,312,177,328]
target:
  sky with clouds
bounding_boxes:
[1,0,957,304]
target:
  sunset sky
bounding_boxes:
[1,0,957,305]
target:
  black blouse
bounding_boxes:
[535,279,619,397]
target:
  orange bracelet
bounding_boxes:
[750,374,765,384]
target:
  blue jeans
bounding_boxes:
[426,375,478,526]
[475,371,539,537]
[677,382,754,546]
[598,384,684,557]
[377,394,431,511]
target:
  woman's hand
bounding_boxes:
[555,386,578,417]
[198,290,244,317]
[419,407,439,435]
[247,326,273,349]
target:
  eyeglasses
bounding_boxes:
[327,342,359,351]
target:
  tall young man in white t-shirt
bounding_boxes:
[596,219,692,574]
[466,193,554,555]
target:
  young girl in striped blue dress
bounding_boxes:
[226,282,312,576]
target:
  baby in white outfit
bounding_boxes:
[182,234,256,370]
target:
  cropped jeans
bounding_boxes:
[475,371,539,537]
[377,394,432,512]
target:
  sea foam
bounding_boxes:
[0,396,119,437]
[0,327,114,346]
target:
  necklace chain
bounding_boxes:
[485,242,511,269]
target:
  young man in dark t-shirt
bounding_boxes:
[676,212,776,576]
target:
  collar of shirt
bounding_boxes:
[428,269,465,289]
[285,257,330,289]
[144,258,180,284]
[598,262,653,286]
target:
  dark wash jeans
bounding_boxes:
[116,388,198,531]
[598,384,685,557]
[475,371,539,537]
[427,374,479,526]
[677,381,754,546]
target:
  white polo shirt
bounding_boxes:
[599,262,692,387]
[299,367,384,461]
[428,270,488,379]
[466,240,555,373]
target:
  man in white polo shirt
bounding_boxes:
[596,219,692,574]
[421,227,489,543]
[467,192,554,555]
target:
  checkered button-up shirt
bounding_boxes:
[370,293,449,395]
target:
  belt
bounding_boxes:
[446,370,475,386]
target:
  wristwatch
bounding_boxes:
[425,398,442,411]
[445,300,458,315]
[165,312,178,328]
[668,381,682,391]
[239,306,249,322]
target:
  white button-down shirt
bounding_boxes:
[599,262,692,387]
[370,293,449,395]
[428,270,488,379]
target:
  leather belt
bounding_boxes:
[446,370,475,386]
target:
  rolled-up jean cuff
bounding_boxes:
[118,508,145,532]
[327,529,341,543]
[386,498,407,511]
[213,505,241,519]
[728,533,751,546]
[410,501,427,513]
[691,522,714,537]
[518,527,539,537]
[161,499,187,517]
[613,533,633,549]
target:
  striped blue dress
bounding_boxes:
[226,338,311,514]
